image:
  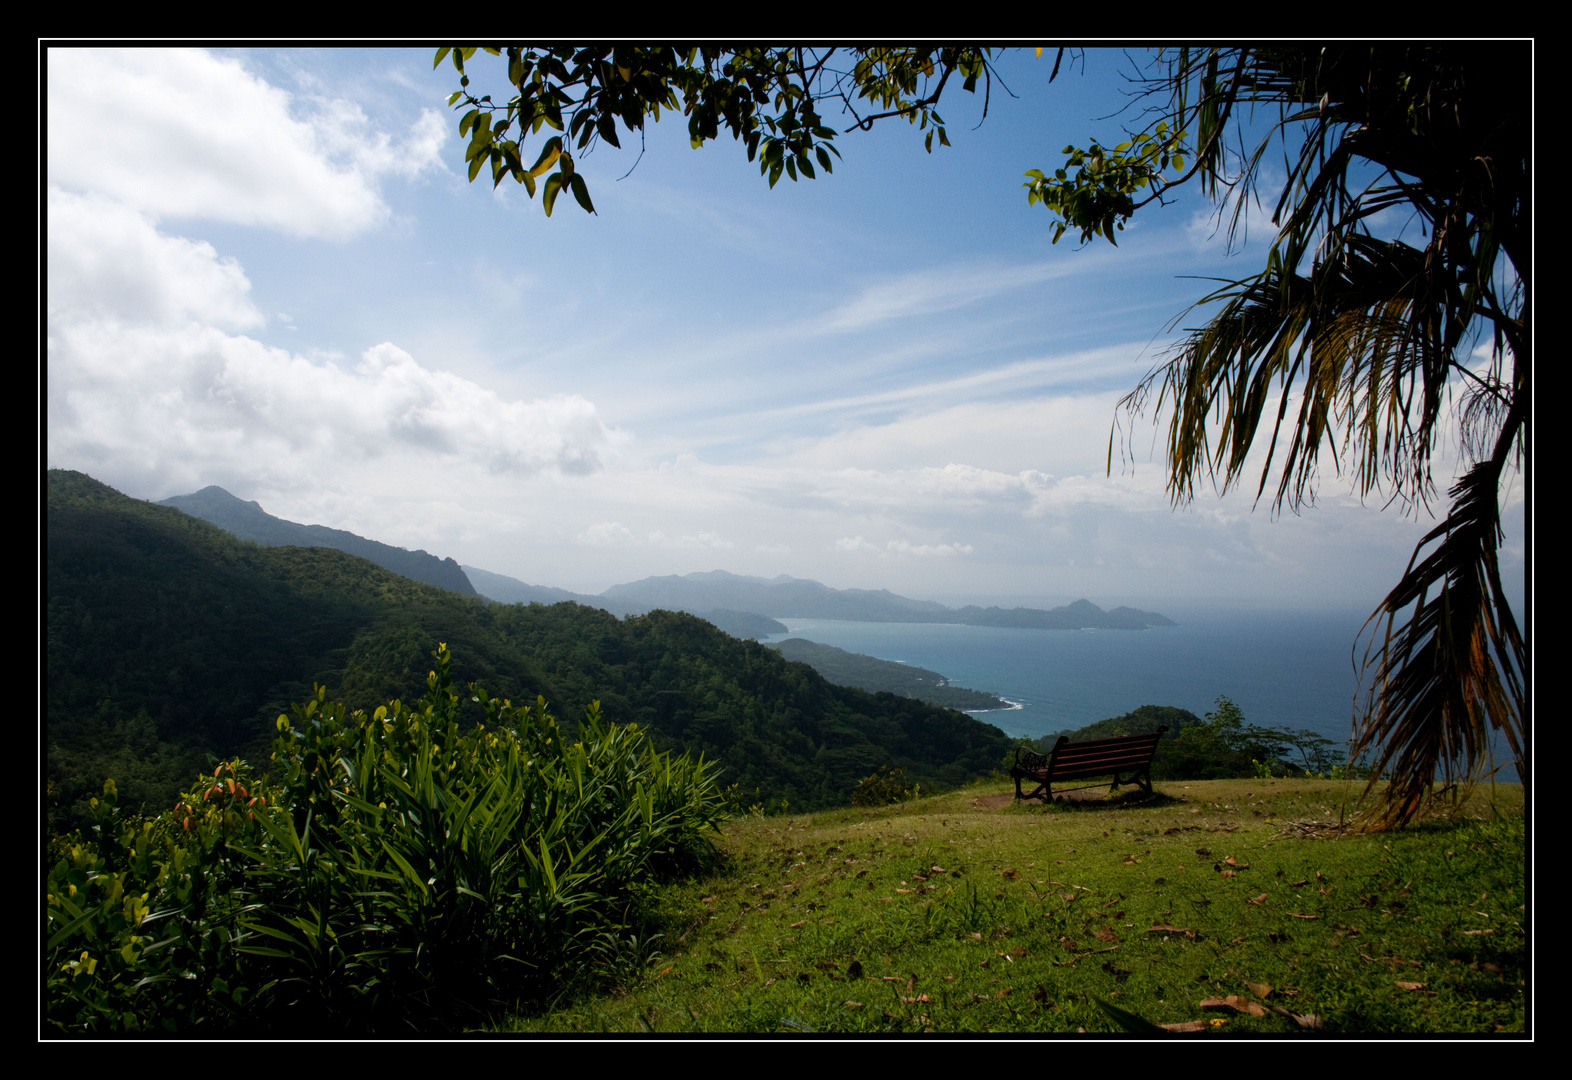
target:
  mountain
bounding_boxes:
[48,470,1013,829]
[161,486,477,597]
[461,565,616,609]
[594,570,1175,629]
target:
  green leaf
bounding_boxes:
[542,174,564,217]
[1096,997,1166,1033]
[569,174,595,214]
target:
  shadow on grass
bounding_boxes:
[1006,787,1184,814]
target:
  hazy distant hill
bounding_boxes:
[597,570,1175,629]
[460,568,785,638]
[163,486,478,597]
[461,565,616,609]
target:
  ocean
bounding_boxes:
[760,605,1522,781]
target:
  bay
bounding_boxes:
[761,605,1521,781]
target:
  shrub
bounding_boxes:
[849,766,915,807]
[44,644,726,1034]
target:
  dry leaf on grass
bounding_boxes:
[1200,994,1266,1017]
[1269,1005,1323,1029]
[1159,1019,1210,1032]
[1244,981,1273,999]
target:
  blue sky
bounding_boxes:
[44,46,1525,610]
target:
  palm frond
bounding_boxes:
[1352,433,1526,828]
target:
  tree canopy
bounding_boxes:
[441,45,1529,826]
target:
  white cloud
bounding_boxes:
[47,324,615,499]
[833,536,973,558]
[47,189,263,331]
[812,260,1087,335]
[47,48,444,239]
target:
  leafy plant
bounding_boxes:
[44,645,727,1034]
[850,766,915,807]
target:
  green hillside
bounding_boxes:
[46,471,1013,830]
[767,637,1009,712]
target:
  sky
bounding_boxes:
[43,46,1527,611]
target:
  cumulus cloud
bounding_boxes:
[48,322,614,498]
[47,48,444,239]
[47,189,263,331]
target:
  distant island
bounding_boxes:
[162,488,1175,637]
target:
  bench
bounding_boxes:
[1011,727,1168,802]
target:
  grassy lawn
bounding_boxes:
[494,777,1526,1035]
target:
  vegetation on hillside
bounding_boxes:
[46,646,726,1034]
[46,470,1013,831]
[768,638,1009,712]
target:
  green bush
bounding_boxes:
[849,766,916,807]
[44,645,726,1034]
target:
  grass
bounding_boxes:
[490,777,1526,1035]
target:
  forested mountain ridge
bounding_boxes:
[46,471,1013,829]
[768,638,1010,713]
[161,485,478,596]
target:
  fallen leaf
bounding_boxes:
[1289,879,1308,887]
[1394,981,1425,991]
[1248,893,1268,905]
[1268,1005,1322,1029]
[1245,981,1272,999]
[844,1001,864,1009]
[1147,924,1196,939]
[1200,994,1266,1017]
[900,995,932,1004]
[1159,1020,1209,1032]
[1225,856,1250,868]
[1002,869,1020,879]
[1221,869,1237,878]
[1462,929,1494,936]
[1288,912,1319,919]
[1093,927,1119,943]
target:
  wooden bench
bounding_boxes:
[1011,727,1168,802]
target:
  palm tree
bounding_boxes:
[1030,45,1528,826]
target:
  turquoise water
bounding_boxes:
[761,605,1521,780]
